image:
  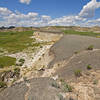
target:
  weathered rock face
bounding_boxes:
[55,50,100,81]
[0,81,28,100]
[0,78,67,100]
[49,35,100,68]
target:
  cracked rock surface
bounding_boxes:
[0,78,64,100]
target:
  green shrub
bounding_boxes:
[18,58,25,66]
[0,49,4,53]
[61,81,72,92]
[40,46,43,48]
[51,82,60,88]
[93,80,98,85]
[74,69,82,77]
[63,84,72,92]
[69,97,74,100]
[87,45,94,50]
[87,64,92,70]
[19,58,25,63]
[74,51,79,54]
[19,63,23,66]
[59,78,65,82]
[0,81,7,88]
[23,77,28,82]
[57,94,64,100]
[14,67,20,75]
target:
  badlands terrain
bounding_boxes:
[0,26,100,100]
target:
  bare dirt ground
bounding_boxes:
[66,70,100,100]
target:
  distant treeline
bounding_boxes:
[0,26,15,30]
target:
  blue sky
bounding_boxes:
[0,0,90,17]
[0,0,100,27]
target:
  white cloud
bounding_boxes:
[0,8,88,27]
[2,12,39,26]
[79,0,100,18]
[41,15,51,21]
[0,7,12,16]
[86,18,100,26]
[1,2,100,27]
[49,16,86,26]
[0,7,52,27]
[19,0,31,4]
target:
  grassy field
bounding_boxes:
[63,30,100,37]
[0,56,16,68]
[0,31,35,53]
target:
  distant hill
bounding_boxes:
[0,26,100,33]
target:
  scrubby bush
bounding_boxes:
[0,81,7,88]
[74,51,79,54]
[61,81,73,92]
[74,69,82,77]
[87,64,92,70]
[93,80,98,85]
[40,46,43,48]
[23,77,27,82]
[69,97,74,100]
[19,58,25,63]
[59,78,65,82]
[63,83,72,92]
[51,81,60,88]
[87,45,94,50]
[14,67,20,75]
[18,58,25,66]
[57,94,65,100]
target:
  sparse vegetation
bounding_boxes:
[19,58,25,66]
[0,81,7,88]
[87,64,92,70]
[63,84,72,92]
[16,58,25,66]
[96,36,100,38]
[0,31,35,53]
[64,30,100,37]
[69,97,74,100]
[14,67,20,75]
[51,81,60,88]
[23,77,28,82]
[87,45,94,50]
[59,78,65,83]
[93,80,98,85]
[0,49,4,53]
[19,58,25,63]
[74,69,82,77]
[57,94,65,100]
[0,56,16,68]
[74,51,79,54]
[61,81,73,92]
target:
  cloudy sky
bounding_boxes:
[0,0,100,27]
